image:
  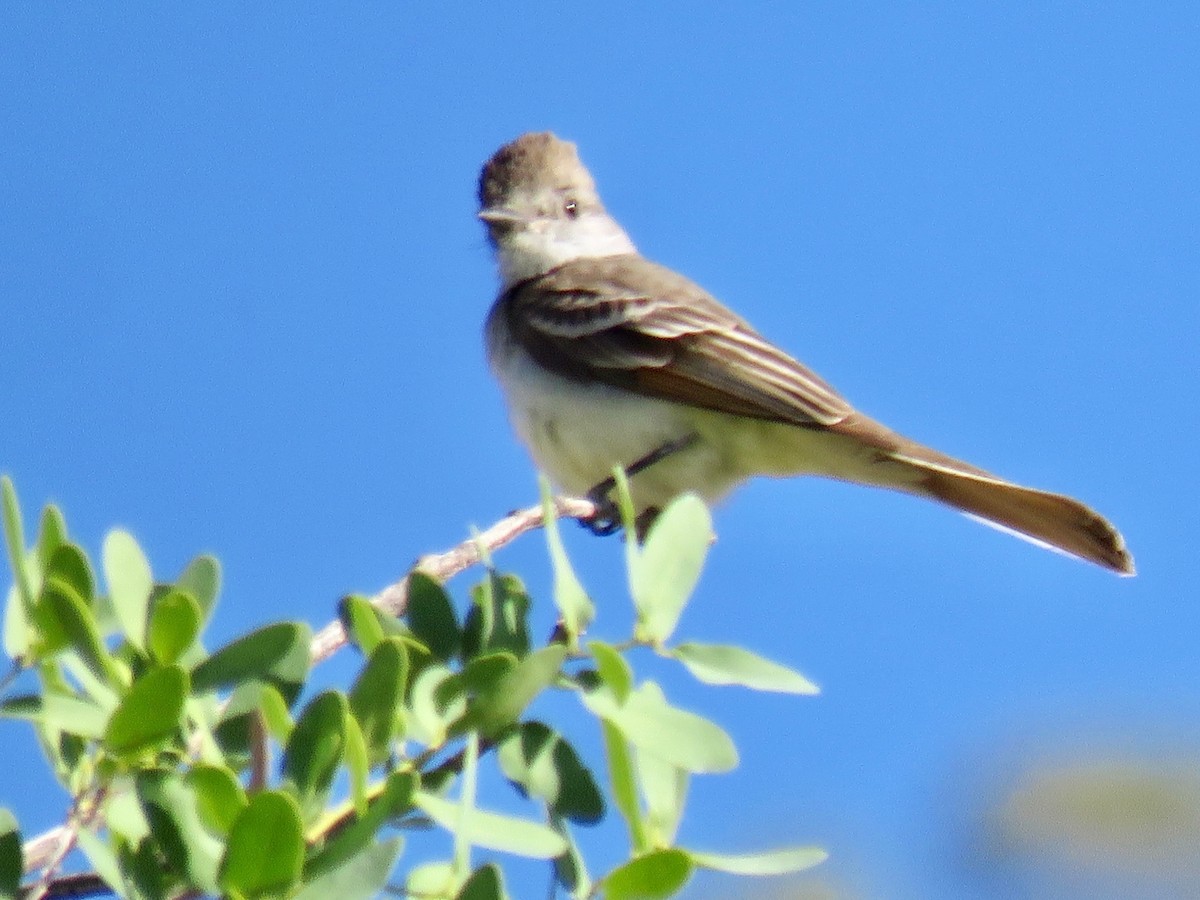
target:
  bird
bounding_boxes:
[478,131,1134,575]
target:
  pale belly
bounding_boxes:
[488,339,911,512]
[498,355,738,508]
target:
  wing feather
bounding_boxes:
[502,255,852,427]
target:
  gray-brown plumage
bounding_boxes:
[480,132,1135,575]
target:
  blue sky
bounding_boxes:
[2,4,1198,897]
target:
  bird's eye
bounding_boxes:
[563,199,579,218]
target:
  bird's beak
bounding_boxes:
[477,207,525,226]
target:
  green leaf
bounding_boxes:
[3,582,33,661]
[672,643,819,695]
[602,849,693,899]
[219,790,304,897]
[186,764,248,836]
[120,835,172,899]
[103,529,154,651]
[295,836,404,900]
[0,477,34,618]
[629,494,712,644]
[349,638,408,763]
[255,682,295,743]
[687,846,828,875]
[0,808,21,899]
[191,621,312,702]
[498,722,604,825]
[39,577,117,684]
[106,789,151,844]
[0,691,108,739]
[405,861,458,899]
[45,542,95,606]
[303,771,414,882]
[457,651,518,697]
[636,748,688,848]
[415,791,568,859]
[176,554,221,626]
[340,594,385,656]
[539,477,594,638]
[343,711,370,818]
[583,682,738,774]
[589,641,632,703]
[137,770,224,893]
[469,645,568,736]
[456,863,507,900]
[601,718,647,853]
[552,820,592,898]
[104,665,188,757]
[59,653,119,712]
[407,571,460,661]
[147,588,201,665]
[283,691,348,814]
[75,831,124,898]
[408,664,463,747]
[463,572,531,660]
[35,505,68,569]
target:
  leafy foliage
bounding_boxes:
[0,474,825,897]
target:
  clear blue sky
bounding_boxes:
[3,5,1197,897]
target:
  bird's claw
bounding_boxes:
[581,490,623,536]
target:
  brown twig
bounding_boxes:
[309,496,596,662]
[23,787,106,900]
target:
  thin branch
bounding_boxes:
[23,787,106,900]
[309,496,596,662]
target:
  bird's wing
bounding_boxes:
[502,255,853,427]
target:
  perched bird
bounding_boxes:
[479,132,1133,575]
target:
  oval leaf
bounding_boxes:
[603,849,692,899]
[303,771,414,882]
[40,578,115,684]
[186,764,248,836]
[105,665,188,757]
[45,543,94,606]
[688,846,828,875]
[636,747,688,847]
[137,771,223,893]
[343,711,369,817]
[148,588,202,665]
[294,836,405,900]
[498,722,604,825]
[588,641,632,703]
[103,529,153,650]
[415,792,567,859]
[35,505,68,567]
[540,478,595,638]
[219,791,304,897]
[406,572,460,661]
[464,573,531,660]
[673,643,819,695]
[0,477,34,614]
[191,621,312,701]
[283,691,347,809]
[349,638,408,763]
[0,808,21,899]
[470,645,567,735]
[340,594,385,656]
[1,692,108,739]
[630,495,712,644]
[584,683,737,774]
[457,862,506,900]
[176,554,221,625]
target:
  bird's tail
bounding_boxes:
[889,449,1135,575]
